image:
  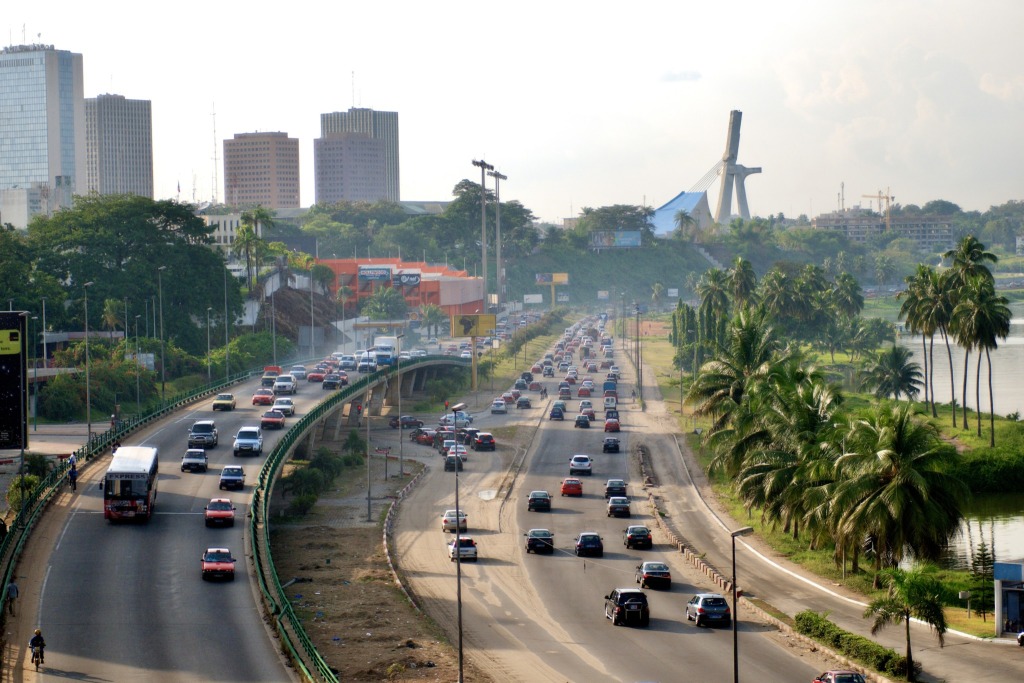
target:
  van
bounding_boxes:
[603,396,617,410]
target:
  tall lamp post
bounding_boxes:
[30,315,37,432]
[449,401,467,683]
[634,302,643,404]
[396,333,405,477]
[83,282,94,443]
[487,169,507,310]
[731,525,754,683]
[471,159,493,307]
[40,296,47,376]
[224,265,230,381]
[206,306,213,382]
[134,315,142,414]
[157,266,167,403]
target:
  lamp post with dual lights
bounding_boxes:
[487,168,507,310]
[731,525,754,683]
[449,401,467,683]
[206,307,213,382]
[471,159,493,305]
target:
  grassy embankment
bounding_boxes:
[640,312,1009,638]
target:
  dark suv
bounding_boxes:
[473,432,496,451]
[603,588,650,627]
[188,420,218,449]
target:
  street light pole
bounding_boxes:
[731,525,754,683]
[396,333,405,477]
[157,266,167,403]
[207,307,213,383]
[472,159,493,309]
[487,169,507,311]
[224,265,230,382]
[635,303,643,404]
[450,401,467,683]
[40,296,47,374]
[30,316,37,432]
[135,315,141,414]
[83,282,94,443]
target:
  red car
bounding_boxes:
[531,364,542,374]
[604,418,621,432]
[414,430,437,445]
[306,370,326,382]
[252,389,274,405]
[563,375,576,384]
[560,478,583,497]
[260,410,286,429]
[204,498,236,527]
[577,386,592,397]
[528,381,542,391]
[201,547,236,581]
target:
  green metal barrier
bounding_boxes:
[248,356,470,682]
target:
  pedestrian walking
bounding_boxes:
[67,453,76,468]
[69,467,78,492]
[6,578,18,616]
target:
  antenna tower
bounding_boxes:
[211,104,219,204]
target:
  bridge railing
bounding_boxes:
[246,356,468,682]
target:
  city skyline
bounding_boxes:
[3,1,1022,224]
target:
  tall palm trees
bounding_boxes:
[951,277,1011,445]
[862,346,922,401]
[865,567,949,682]
[728,257,758,310]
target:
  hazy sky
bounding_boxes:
[6,1,1022,223]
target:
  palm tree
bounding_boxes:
[686,308,788,433]
[419,303,446,340]
[361,286,407,321]
[650,282,665,310]
[943,235,997,287]
[830,272,864,320]
[833,403,968,587]
[232,222,261,292]
[101,298,122,341]
[673,209,696,241]
[728,257,758,309]
[861,345,922,401]
[337,284,353,349]
[951,277,1011,445]
[865,566,949,682]
[898,266,935,413]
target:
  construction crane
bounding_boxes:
[862,187,895,233]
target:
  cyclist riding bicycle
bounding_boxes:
[29,628,45,663]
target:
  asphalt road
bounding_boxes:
[392,357,825,682]
[32,380,309,682]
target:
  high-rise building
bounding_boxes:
[0,44,85,227]
[314,132,387,204]
[319,107,399,201]
[222,132,300,209]
[85,94,154,198]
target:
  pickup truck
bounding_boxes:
[188,420,218,449]
[181,449,209,473]
[219,465,245,491]
[232,427,263,457]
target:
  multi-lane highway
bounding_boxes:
[34,379,301,681]
[392,348,825,682]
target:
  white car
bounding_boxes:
[289,365,307,380]
[440,411,473,427]
[448,536,478,562]
[272,398,295,416]
[441,509,467,533]
[447,444,469,462]
[569,454,594,475]
[579,399,593,411]
[460,351,473,359]
[491,400,508,415]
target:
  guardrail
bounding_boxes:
[0,366,258,635]
[248,355,470,682]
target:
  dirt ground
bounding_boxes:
[269,439,488,682]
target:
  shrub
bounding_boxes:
[25,453,53,478]
[309,450,344,480]
[6,474,41,512]
[287,494,317,516]
[282,468,327,497]
[794,610,910,678]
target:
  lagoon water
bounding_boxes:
[897,303,1024,569]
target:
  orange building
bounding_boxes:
[317,258,484,318]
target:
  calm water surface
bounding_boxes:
[898,303,1024,569]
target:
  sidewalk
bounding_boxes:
[632,353,1022,683]
[0,423,90,517]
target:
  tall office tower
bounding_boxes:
[0,44,85,227]
[314,132,387,204]
[222,131,300,209]
[320,107,399,201]
[85,94,154,198]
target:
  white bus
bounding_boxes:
[103,446,159,522]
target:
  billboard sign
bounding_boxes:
[358,266,392,282]
[396,271,421,287]
[590,231,642,248]
[535,273,569,285]
[0,312,27,450]
[523,294,543,304]
[667,288,679,298]
[556,293,570,303]
[450,313,497,338]
[597,291,609,300]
